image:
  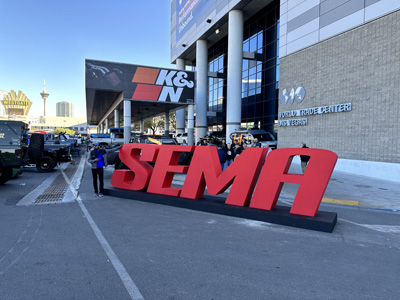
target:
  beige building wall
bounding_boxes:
[278,10,400,164]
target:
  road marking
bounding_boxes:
[62,157,145,300]
[322,198,359,206]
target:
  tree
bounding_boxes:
[53,128,76,135]
[169,111,176,130]
[144,116,164,134]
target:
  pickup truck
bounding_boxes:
[0,121,43,184]
[29,132,73,172]
[91,127,125,146]
[45,132,80,154]
[34,143,71,173]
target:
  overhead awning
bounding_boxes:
[85,59,195,126]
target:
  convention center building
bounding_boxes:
[170,0,400,181]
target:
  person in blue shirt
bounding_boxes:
[88,143,119,197]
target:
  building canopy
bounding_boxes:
[85,59,195,126]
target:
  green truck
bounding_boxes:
[0,120,43,184]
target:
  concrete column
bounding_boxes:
[105,118,109,133]
[140,120,145,134]
[226,10,243,143]
[195,39,208,143]
[187,104,194,145]
[176,58,186,135]
[164,112,170,136]
[100,123,104,134]
[123,100,131,144]
[114,109,120,128]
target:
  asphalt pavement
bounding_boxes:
[0,151,399,300]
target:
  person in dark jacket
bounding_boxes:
[233,143,243,160]
[225,143,234,167]
[252,138,262,147]
[88,143,119,197]
[221,139,227,151]
[300,143,310,174]
[217,145,227,170]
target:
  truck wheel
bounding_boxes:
[29,133,44,163]
[0,166,13,184]
[36,156,55,173]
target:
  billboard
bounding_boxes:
[176,0,216,41]
[86,60,195,104]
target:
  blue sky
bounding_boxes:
[0,0,173,118]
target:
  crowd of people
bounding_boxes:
[197,137,272,171]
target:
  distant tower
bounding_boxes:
[40,80,49,116]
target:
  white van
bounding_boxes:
[175,132,188,144]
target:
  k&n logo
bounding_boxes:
[131,67,194,102]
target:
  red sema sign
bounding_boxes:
[111,144,338,217]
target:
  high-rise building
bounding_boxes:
[56,101,74,117]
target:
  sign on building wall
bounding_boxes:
[278,85,352,126]
[85,60,195,104]
[176,0,216,41]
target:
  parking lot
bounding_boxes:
[0,151,399,300]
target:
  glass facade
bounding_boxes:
[207,38,227,132]
[204,1,280,135]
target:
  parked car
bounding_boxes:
[175,132,188,144]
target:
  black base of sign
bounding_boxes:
[103,188,337,233]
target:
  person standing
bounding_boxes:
[225,143,234,167]
[252,138,261,147]
[300,143,310,174]
[233,143,243,160]
[217,145,227,170]
[221,139,227,151]
[88,143,119,197]
[86,138,91,152]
